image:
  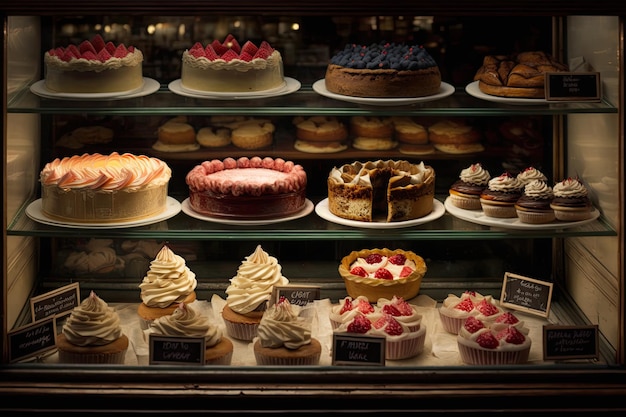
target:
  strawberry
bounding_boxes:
[78,40,96,55]
[81,51,97,61]
[496,327,526,345]
[476,331,499,349]
[240,40,258,56]
[189,42,204,52]
[399,266,413,277]
[61,50,77,62]
[388,254,407,265]
[349,266,368,277]
[339,298,353,314]
[211,39,228,55]
[393,298,413,316]
[347,315,371,334]
[67,44,81,57]
[238,52,254,62]
[96,48,112,62]
[476,299,499,316]
[189,47,206,58]
[357,299,374,314]
[91,35,106,52]
[382,304,402,316]
[259,41,274,52]
[454,299,474,312]
[373,314,403,335]
[463,316,484,333]
[225,38,240,53]
[220,49,239,62]
[495,312,519,324]
[203,45,219,60]
[104,41,117,55]
[463,290,477,297]
[253,48,271,60]
[365,254,383,264]
[113,44,129,58]
[374,268,393,280]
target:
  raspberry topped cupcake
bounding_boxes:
[448,163,491,210]
[480,172,524,218]
[438,290,503,334]
[550,178,593,221]
[457,314,531,365]
[329,295,375,330]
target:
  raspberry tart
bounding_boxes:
[338,248,427,302]
[44,35,144,94]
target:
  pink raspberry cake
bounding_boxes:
[329,296,375,330]
[439,290,503,334]
[181,34,284,93]
[44,35,144,94]
[457,315,531,365]
[185,157,307,220]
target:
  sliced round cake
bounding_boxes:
[185,157,307,219]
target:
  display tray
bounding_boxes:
[444,197,600,230]
[465,80,549,105]
[30,78,160,100]
[312,79,455,106]
[181,198,314,225]
[168,77,301,100]
[315,198,445,229]
[25,196,181,228]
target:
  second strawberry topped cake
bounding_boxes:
[439,290,503,334]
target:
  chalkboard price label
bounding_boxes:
[546,72,601,101]
[272,285,321,307]
[30,282,80,322]
[8,318,57,363]
[543,325,599,360]
[500,272,553,317]
[149,335,205,366]
[332,333,385,366]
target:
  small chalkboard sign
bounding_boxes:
[30,282,80,322]
[500,272,553,317]
[332,333,385,366]
[149,335,205,366]
[8,318,57,363]
[546,72,601,102]
[543,325,599,360]
[271,285,321,307]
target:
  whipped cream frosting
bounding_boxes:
[458,320,531,352]
[522,179,554,200]
[225,245,289,314]
[440,291,502,320]
[182,50,282,71]
[350,256,416,279]
[40,152,171,191]
[139,245,197,308]
[553,178,588,198]
[517,167,547,184]
[256,299,312,349]
[45,50,143,72]
[62,291,124,346]
[487,173,523,193]
[459,163,490,186]
[146,302,223,348]
[375,296,423,330]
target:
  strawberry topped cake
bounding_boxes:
[338,248,427,302]
[181,34,284,93]
[44,35,143,94]
[439,290,503,334]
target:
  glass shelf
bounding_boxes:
[7,195,617,240]
[8,83,618,116]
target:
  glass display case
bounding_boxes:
[1,1,624,414]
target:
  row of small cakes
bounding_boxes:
[448,163,593,223]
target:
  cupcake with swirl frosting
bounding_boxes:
[56,291,129,364]
[550,178,593,221]
[253,297,321,365]
[137,245,198,329]
[515,180,555,224]
[222,245,290,341]
[448,163,491,210]
[145,302,233,365]
[480,172,524,218]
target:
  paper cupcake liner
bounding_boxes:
[480,203,517,218]
[254,352,321,366]
[439,310,465,334]
[223,319,259,341]
[516,209,555,224]
[205,351,233,366]
[385,326,426,360]
[58,348,127,364]
[553,209,592,221]
[449,194,482,210]
[458,343,530,365]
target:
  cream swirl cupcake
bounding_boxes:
[56,291,129,364]
[516,166,547,186]
[146,302,233,365]
[448,163,491,210]
[479,172,524,218]
[137,245,198,329]
[515,180,555,224]
[253,298,321,365]
[550,178,593,221]
[222,245,289,341]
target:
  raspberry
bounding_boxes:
[382,304,402,316]
[476,300,499,316]
[339,298,353,314]
[496,327,526,345]
[463,316,484,333]
[399,266,414,277]
[349,266,368,277]
[374,268,393,280]
[476,332,499,349]
[357,299,374,314]
[393,298,413,316]
[495,312,519,324]
[364,254,383,264]
[347,315,371,334]
[388,254,407,265]
[384,317,404,336]
[454,299,474,312]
